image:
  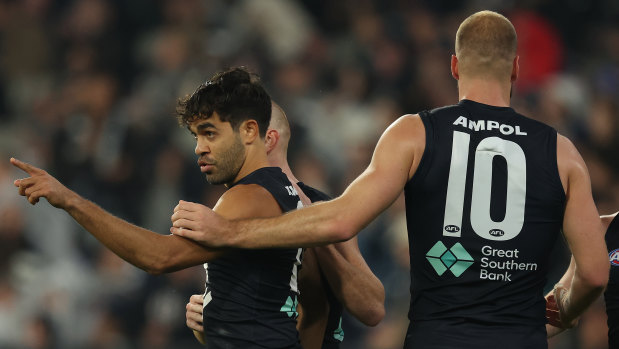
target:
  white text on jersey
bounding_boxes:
[285,185,298,196]
[453,116,527,136]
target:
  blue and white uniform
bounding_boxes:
[202,167,303,349]
[404,100,565,348]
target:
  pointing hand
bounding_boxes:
[10,157,76,208]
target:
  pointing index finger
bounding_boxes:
[10,158,43,176]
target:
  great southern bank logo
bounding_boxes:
[426,241,474,277]
[609,249,619,266]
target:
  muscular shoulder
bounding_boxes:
[556,133,588,193]
[557,134,585,169]
[387,114,424,139]
[384,114,425,180]
[213,183,283,220]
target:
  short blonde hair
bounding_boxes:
[270,102,291,152]
[455,11,517,80]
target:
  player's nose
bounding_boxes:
[194,140,210,155]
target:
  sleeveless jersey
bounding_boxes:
[297,182,345,349]
[202,167,303,349]
[604,214,619,345]
[403,100,566,348]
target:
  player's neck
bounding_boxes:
[269,153,299,184]
[279,163,298,184]
[457,77,512,107]
[232,145,271,184]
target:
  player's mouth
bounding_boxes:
[201,165,214,173]
[198,159,215,173]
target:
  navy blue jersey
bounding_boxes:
[403,100,565,348]
[297,182,345,349]
[297,182,330,203]
[604,214,619,346]
[202,167,303,349]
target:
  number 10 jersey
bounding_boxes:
[403,99,566,348]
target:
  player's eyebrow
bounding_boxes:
[188,122,217,134]
[196,122,217,132]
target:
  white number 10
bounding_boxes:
[443,131,527,241]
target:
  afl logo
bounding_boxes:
[610,249,619,266]
[444,225,460,233]
[489,229,505,237]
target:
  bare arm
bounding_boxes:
[313,237,385,326]
[172,114,425,248]
[63,197,219,274]
[550,208,614,300]
[553,135,609,325]
[11,158,280,274]
[296,248,329,349]
[545,257,575,337]
[547,211,617,337]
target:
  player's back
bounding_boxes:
[403,100,566,348]
[604,214,619,345]
[203,167,303,349]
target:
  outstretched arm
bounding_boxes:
[172,114,425,249]
[11,158,281,274]
[10,157,218,274]
[313,237,385,326]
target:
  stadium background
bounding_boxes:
[0,0,618,348]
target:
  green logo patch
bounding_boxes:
[280,296,299,318]
[426,241,474,277]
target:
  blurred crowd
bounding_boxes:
[0,0,618,348]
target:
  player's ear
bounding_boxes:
[451,54,459,80]
[511,56,519,82]
[265,129,280,155]
[239,119,259,144]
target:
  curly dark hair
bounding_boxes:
[176,67,272,137]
